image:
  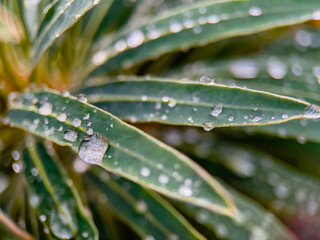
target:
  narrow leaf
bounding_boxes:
[80,77,319,128]
[88,0,320,76]
[32,0,100,65]
[176,185,297,240]
[6,89,235,216]
[23,138,98,239]
[86,167,206,240]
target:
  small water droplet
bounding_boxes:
[72,118,82,127]
[211,103,223,117]
[57,113,67,122]
[64,130,78,142]
[77,94,87,103]
[40,215,46,222]
[140,167,150,177]
[228,115,234,121]
[82,231,89,238]
[178,185,192,197]
[158,174,169,185]
[39,102,52,115]
[12,151,20,160]
[203,121,215,131]
[281,114,288,119]
[230,59,258,79]
[61,90,70,97]
[200,75,214,84]
[267,57,287,79]
[168,98,177,107]
[136,200,148,213]
[78,134,109,165]
[248,6,262,16]
[127,30,144,48]
[304,104,320,119]
[83,113,90,120]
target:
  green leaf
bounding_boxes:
[32,0,100,65]
[6,89,235,216]
[80,77,319,127]
[23,138,98,239]
[176,185,297,240]
[86,167,206,240]
[87,0,320,76]
[180,135,320,221]
[243,119,320,143]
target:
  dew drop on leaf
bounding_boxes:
[39,102,52,115]
[200,75,214,84]
[202,121,215,131]
[304,104,320,119]
[72,118,82,127]
[211,103,223,117]
[77,94,87,103]
[64,130,78,142]
[57,113,67,122]
[78,134,109,165]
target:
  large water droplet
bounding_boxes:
[127,30,144,48]
[78,134,109,164]
[203,121,215,131]
[211,103,223,117]
[64,130,78,142]
[39,102,52,115]
[200,75,214,84]
[304,104,320,119]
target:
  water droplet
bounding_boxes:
[92,50,108,65]
[72,118,82,127]
[141,95,148,101]
[207,14,220,24]
[168,98,177,107]
[57,113,67,122]
[31,168,38,176]
[203,121,215,131]
[274,183,289,199]
[75,14,81,20]
[281,114,288,119]
[158,174,169,185]
[40,215,46,222]
[249,116,263,122]
[61,90,70,97]
[127,30,144,48]
[169,21,183,33]
[77,94,87,103]
[228,115,234,121]
[230,59,258,79]
[267,57,287,79]
[140,167,150,177]
[12,151,20,160]
[313,10,320,20]
[145,236,155,240]
[211,103,223,117]
[78,134,109,165]
[12,163,21,173]
[87,128,93,135]
[295,30,312,47]
[93,0,100,5]
[83,113,90,120]
[82,231,89,238]
[304,104,320,119]
[63,130,78,142]
[136,200,148,213]
[296,135,306,144]
[216,224,228,237]
[178,185,193,197]
[200,75,214,84]
[115,40,127,52]
[39,102,52,115]
[248,6,262,16]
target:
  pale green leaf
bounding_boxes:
[80,77,318,128]
[86,167,206,240]
[23,138,98,239]
[32,0,100,65]
[5,89,235,216]
[88,0,320,76]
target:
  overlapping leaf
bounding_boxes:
[86,167,206,240]
[32,0,100,65]
[23,138,98,239]
[80,77,319,128]
[88,0,320,76]
[5,89,235,216]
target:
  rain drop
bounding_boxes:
[304,104,320,119]
[248,6,262,16]
[140,167,150,177]
[200,75,214,84]
[158,174,169,185]
[57,113,67,122]
[72,118,82,127]
[39,102,52,115]
[203,121,215,131]
[63,130,78,142]
[211,103,223,117]
[78,134,109,165]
